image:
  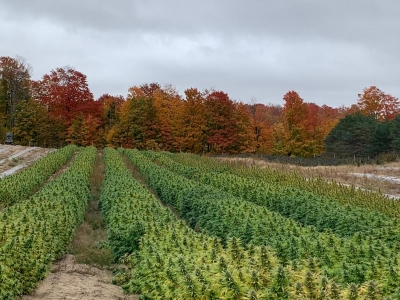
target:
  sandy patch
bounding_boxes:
[21,254,137,300]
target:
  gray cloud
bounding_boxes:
[1,0,400,107]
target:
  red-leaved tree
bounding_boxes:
[34,67,100,128]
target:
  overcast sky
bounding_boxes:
[1,1,399,107]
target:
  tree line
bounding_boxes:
[325,112,400,158]
[1,55,399,157]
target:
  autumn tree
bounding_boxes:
[109,85,160,149]
[0,56,31,134]
[357,86,399,121]
[34,67,99,128]
[139,82,162,97]
[204,91,253,154]
[12,99,50,146]
[302,103,322,154]
[246,99,342,157]
[176,88,207,153]
[204,91,237,153]
[247,98,261,146]
[98,93,124,129]
[67,113,102,146]
[232,102,255,153]
[282,90,308,156]
[32,66,101,143]
[318,105,342,136]
[97,93,124,146]
[300,103,341,156]
[152,84,182,151]
[112,82,184,151]
[270,122,286,155]
[29,80,65,146]
[247,103,282,153]
[344,104,361,116]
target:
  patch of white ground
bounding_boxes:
[21,255,137,300]
[0,145,55,178]
[350,173,400,184]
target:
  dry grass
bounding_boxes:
[68,150,113,267]
[68,221,113,267]
[90,151,105,199]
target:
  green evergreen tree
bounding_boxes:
[390,114,400,153]
[325,112,377,157]
[369,121,392,156]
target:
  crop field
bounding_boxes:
[1,146,400,299]
[215,156,400,200]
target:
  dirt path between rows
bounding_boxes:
[21,254,130,300]
[120,152,184,221]
[21,150,138,300]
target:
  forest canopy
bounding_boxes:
[1,55,399,158]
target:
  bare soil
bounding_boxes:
[21,150,139,300]
[0,145,55,176]
[21,254,135,300]
[217,157,400,198]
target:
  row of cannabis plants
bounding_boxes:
[100,147,360,299]
[169,152,400,218]
[122,148,400,297]
[0,145,77,208]
[0,146,96,299]
[144,151,400,246]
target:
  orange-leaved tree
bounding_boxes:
[98,93,124,129]
[357,86,399,121]
[282,90,308,156]
[176,88,207,153]
[247,103,283,154]
[67,113,102,146]
[232,101,255,153]
[152,84,182,151]
[98,93,125,146]
[111,84,160,149]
